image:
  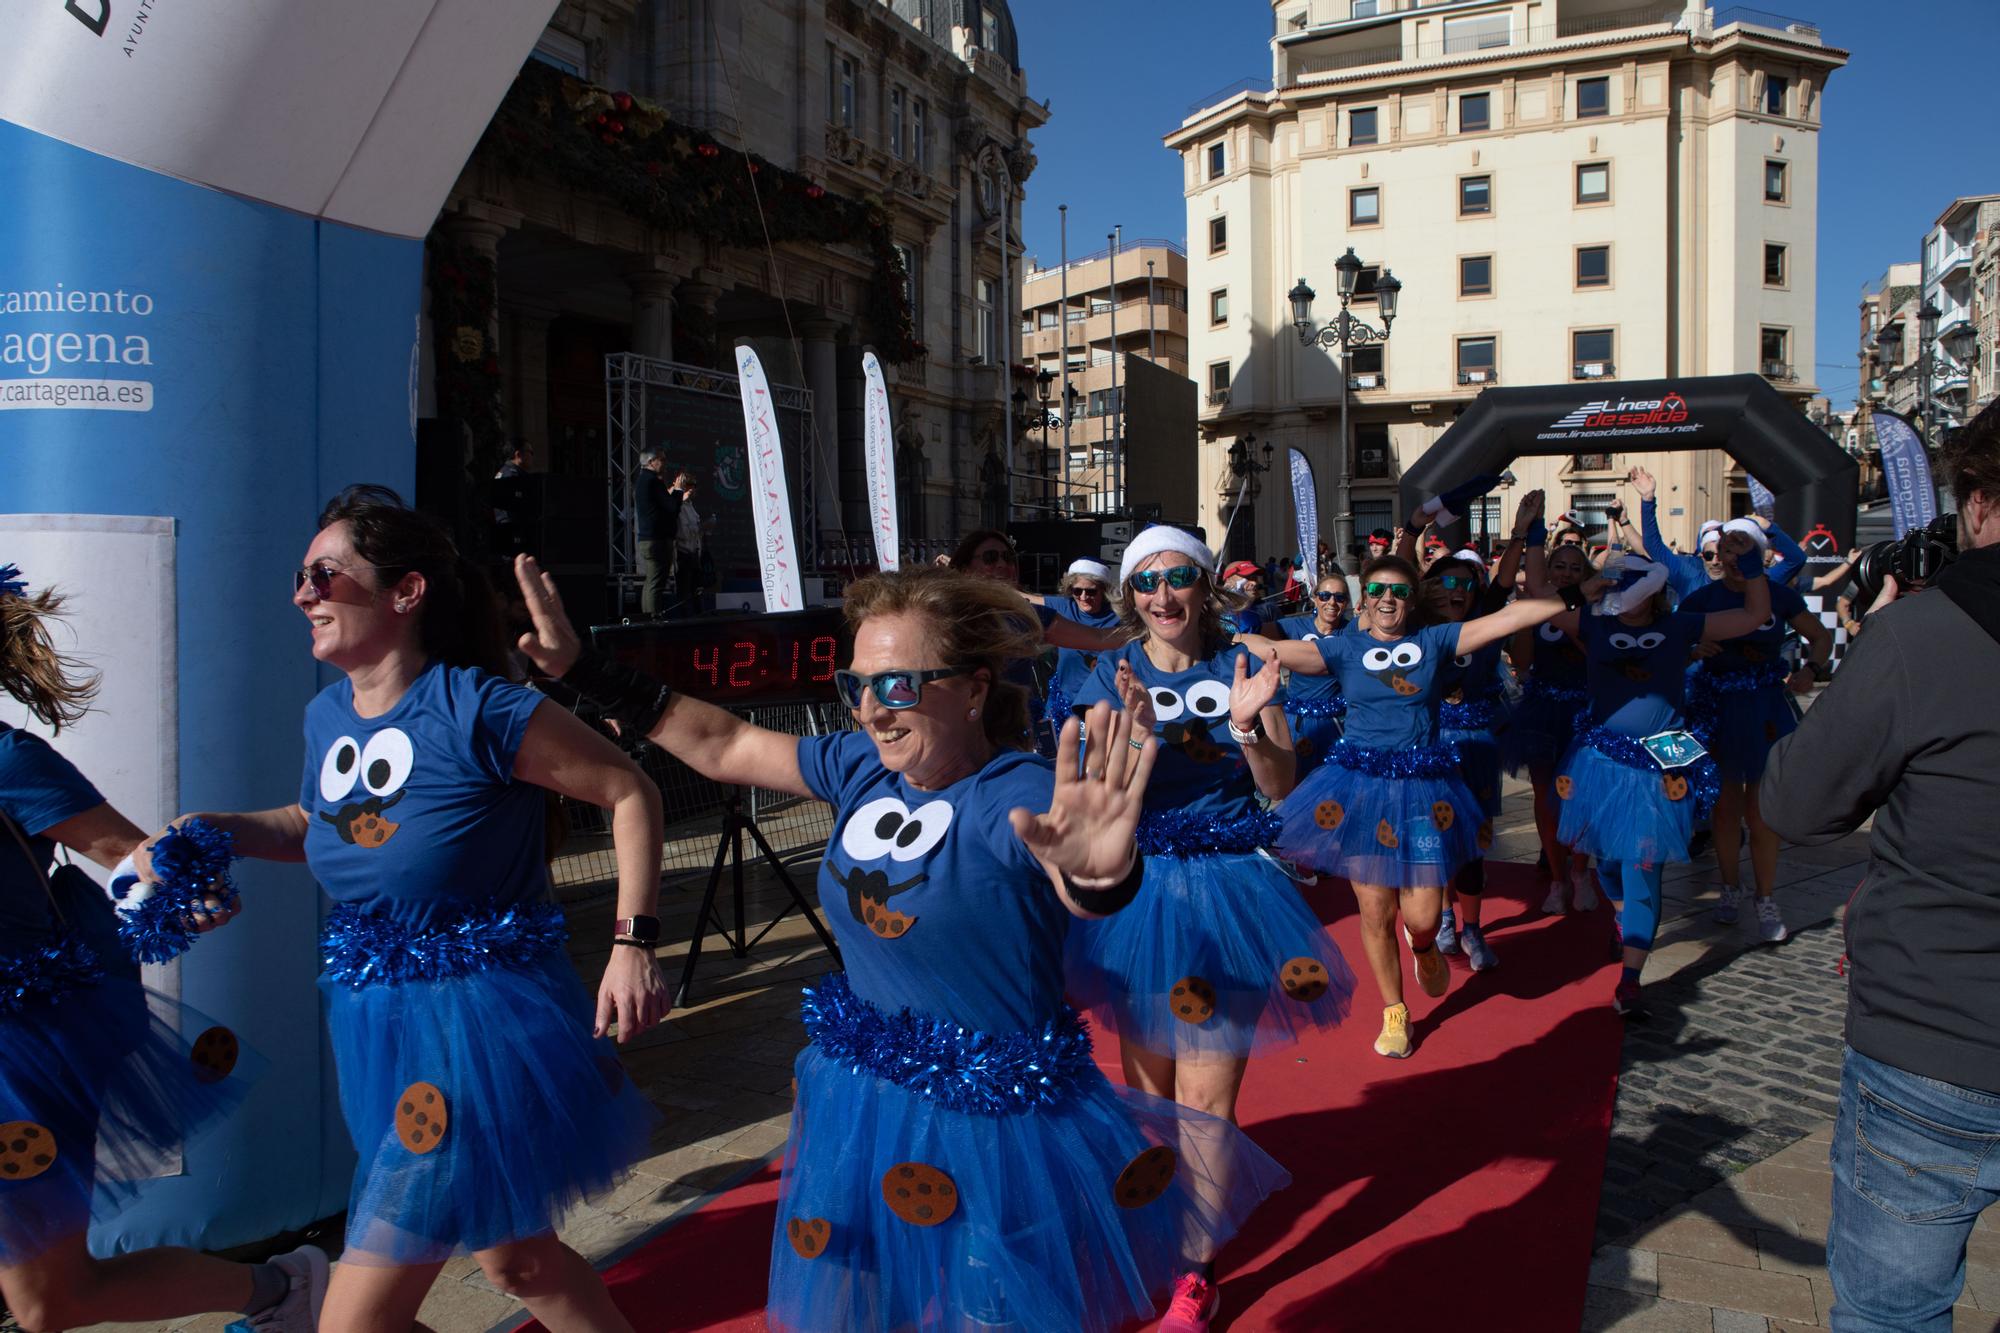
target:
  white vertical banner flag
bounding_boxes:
[735,342,806,612]
[861,350,901,570]
[1289,448,1320,584]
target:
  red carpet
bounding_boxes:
[539,861,1623,1332]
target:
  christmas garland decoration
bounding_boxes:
[427,233,506,468]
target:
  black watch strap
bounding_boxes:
[564,653,674,737]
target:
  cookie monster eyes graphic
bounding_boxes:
[318,729,414,848]
[1758,614,1778,632]
[1537,623,1566,643]
[834,797,955,940]
[1361,642,1425,696]
[841,797,953,862]
[1606,631,1667,652]
[1183,681,1230,719]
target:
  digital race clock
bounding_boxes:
[590,607,851,708]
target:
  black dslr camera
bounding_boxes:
[1853,512,1958,606]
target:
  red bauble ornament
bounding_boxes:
[601,132,617,145]
[609,119,625,135]
[595,112,609,126]
[805,185,825,200]
[748,162,760,175]
[613,91,633,112]
[645,161,663,178]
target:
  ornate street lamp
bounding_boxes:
[1292,247,1403,559]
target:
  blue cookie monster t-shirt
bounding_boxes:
[1524,619,1590,688]
[0,726,104,954]
[1577,610,1706,736]
[1275,615,1346,709]
[1440,636,1506,704]
[1314,622,1465,749]
[797,732,1069,1033]
[1074,640,1279,823]
[299,661,551,926]
[1678,581,1806,676]
[1039,596,1119,630]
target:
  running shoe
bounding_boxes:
[1461,923,1498,971]
[1612,979,1648,1018]
[1572,866,1599,911]
[1712,883,1742,925]
[1540,880,1567,915]
[225,1246,328,1333]
[1373,1002,1412,1059]
[1158,1272,1220,1333]
[1756,897,1789,944]
[1436,907,1460,955]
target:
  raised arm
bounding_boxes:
[1457,572,1608,656]
[1238,633,1329,675]
[1695,553,1773,643]
[511,555,812,799]
[1491,489,1544,594]
[1043,617,1125,652]
[1759,516,1808,586]
[1810,550,1860,593]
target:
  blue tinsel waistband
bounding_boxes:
[1521,678,1590,707]
[1573,724,1721,818]
[1328,739,1463,780]
[802,971,1094,1116]
[0,933,105,1018]
[1287,695,1348,719]
[1135,807,1282,856]
[1691,664,1790,696]
[1043,680,1073,724]
[320,900,569,990]
[1439,696,1502,731]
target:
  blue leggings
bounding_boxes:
[1601,859,1664,951]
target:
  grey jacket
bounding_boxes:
[1760,582,2000,1094]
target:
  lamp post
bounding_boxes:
[1291,247,1402,561]
[1011,366,1061,511]
[1223,431,1275,561]
[1942,322,1981,438]
[1918,298,1941,447]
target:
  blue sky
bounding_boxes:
[1012,0,2000,411]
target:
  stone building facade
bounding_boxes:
[430,0,1045,586]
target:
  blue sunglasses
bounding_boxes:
[1129,564,1203,594]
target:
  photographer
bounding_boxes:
[1759,400,2000,1332]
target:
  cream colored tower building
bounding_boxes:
[1170,1,1844,562]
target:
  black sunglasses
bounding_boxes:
[834,666,968,710]
[976,547,1017,566]
[293,562,376,597]
[1314,589,1349,602]
[1699,548,1722,562]
[1130,564,1203,593]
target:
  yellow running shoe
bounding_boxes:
[1374,1002,1412,1058]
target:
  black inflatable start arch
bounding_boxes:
[1399,374,1857,569]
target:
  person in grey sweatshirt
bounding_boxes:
[1759,401,2000,1333]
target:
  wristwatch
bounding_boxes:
[1227,716,1265,744]
[613,915,661,944]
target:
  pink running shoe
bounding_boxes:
[1159,1272,1220,1332]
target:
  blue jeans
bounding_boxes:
[1828,1046,2000,1331]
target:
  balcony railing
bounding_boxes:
[1185,77,1271,118]
[1458,368,1497,385]
[1285,4,1685,84]
[1711,7,1821,40]
[1348,373,1386,390]
[1206,389,1231,406]
[1574,361,1616,379]
[1761,360,1797,382]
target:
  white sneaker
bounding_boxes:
[1571,867,1599,912]
[1756,897,1789,944]
[227,1245,328,1333]
[1540,880,1568,914]
[1712,883,1742,925]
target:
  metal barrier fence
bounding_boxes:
[549,700,856,899]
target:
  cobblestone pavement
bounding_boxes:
[1576,824,2000,1332]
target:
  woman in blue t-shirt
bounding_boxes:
[1532,536,1775,1016]
[141,489,667,1330]
[1678,518,1833,945]
[1245,527,1595,1060]
[518,561,1287,1333]
[1027,558,1123,729]
[0,568,324,1331]
[1272,571,1351,774]
[1063,528,1356,1132]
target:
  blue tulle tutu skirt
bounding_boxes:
[0,955,252,1265]
[323,943,656,1263]
[1063,850,1355,1060]
[1555,740,1706,866]
[1689,679,1796,783]
[1285,702,1345,775]
[1276,756,1484,889]
[1500,683,1587,777]
[766,1035,1290,1332]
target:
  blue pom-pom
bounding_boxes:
[802,972,1094,1117]
[0,564,26,598]
[0,934,105,1016]
[116,818,238,964]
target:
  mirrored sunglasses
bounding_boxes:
[1363,581,1415,599]
[1314,589,1350,602]
[1437,574,1477,590]
[1129,564,1202,593]
[834,666,966,710]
